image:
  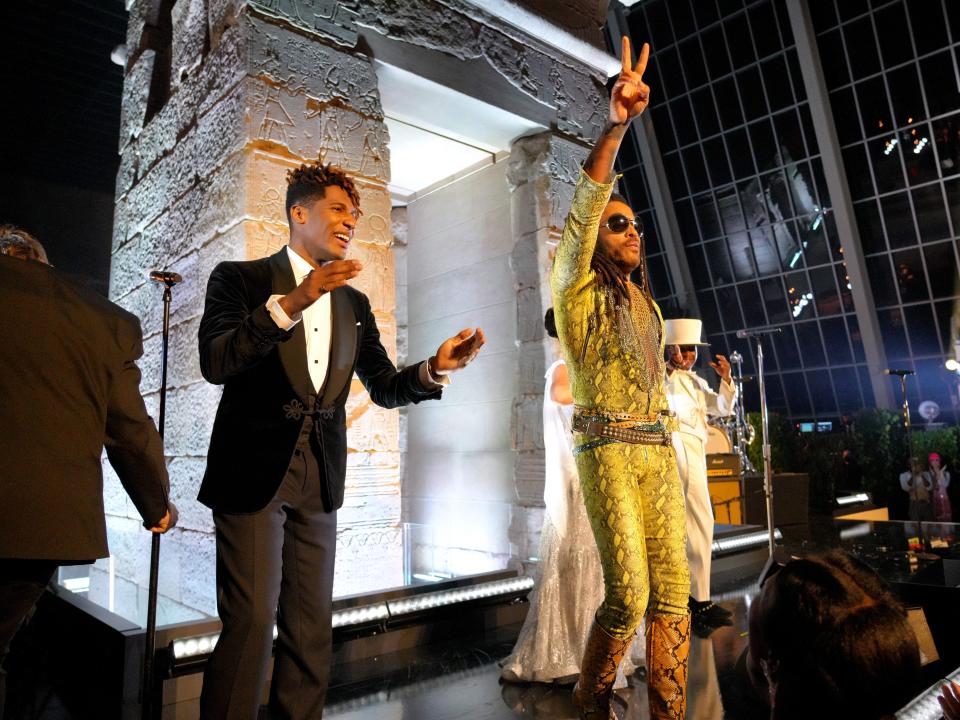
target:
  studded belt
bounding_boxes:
[572,408,673,454]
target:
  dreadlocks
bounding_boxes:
[590,193,653,308]
[285,158,361,223]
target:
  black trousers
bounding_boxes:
[200,425,337,720]
[0,559,57,720]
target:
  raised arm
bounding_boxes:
[551,37,652,298]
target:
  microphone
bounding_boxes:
[884,369,915,376]
[149,270,182,285]
[736,328,782,339]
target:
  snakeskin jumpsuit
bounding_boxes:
[551,170,690,639]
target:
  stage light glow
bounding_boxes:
[839,523,872,540]
[884,137,898,155]
[945,358,959,372]
[836,492,870,506]
[172,633,220,659]
[712,529,782,554]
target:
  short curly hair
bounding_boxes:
[0,224,48,263]
[285,158,361,224]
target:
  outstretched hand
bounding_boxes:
[432,328,486,374]
[709,354,732,383]
[940,680,960,720]
[610,36,651,125]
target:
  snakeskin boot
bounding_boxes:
[572,619,632,720]
[645,612,691,719]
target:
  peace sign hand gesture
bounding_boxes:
[610,36,651,125]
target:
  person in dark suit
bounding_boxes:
[197,161,484,719]
[0,246,176,718]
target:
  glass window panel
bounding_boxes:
[670,96,698,147]
[798,104,817,155]
[947,178,960,234]
[668,0,697,40]
[718,0,744,14]
[835,263,854,312]
[949,0,960,41]
[687,244,712,287]
[618,136,642,174]
[679,37,708,89]
[810,158,831,210]
[627,4,650,43]
[879,307,910,361]
[725,12,755,70]
[832,367,863,412]
[729,233,758,281]
[648,254,673,299]
[737,66,768,122]
[696,289,724,332]
[905,125,939,186]
[916,358,953,410]
[716,77,743,131]
[693,0,719,29]
[842,144,873,199]
[881,191,917,248]
[856,77,892,140]
[844,16,881,79]
[857,364,876,406]
[807,371,838,414]
[766,168,797,220]
[809,0,838,32]
[907,0,947,56]
[823,214,844,263]
[674,198,698,243]
[921,54,960,119]
[821,317,853,364]
[887,63,924,130]
[752,227,782,276]
[865,254,899,306]
[774,109,806,163]
[738,281,767,325]
[871,135,906,194]
[716,285,745,328]
[773,0,793,46]
[776,327,804,371]
[817,29,848,90]
[934,299,955,353]
[658,47,686,98]
[702,25,732,81]
[874,3,912,69]
[646,1,674,49]
[854,199,886,254]
[785,269,814,320]
[621,165,650,207]
[848,315,866,362]
[893,247,930,302]
[652,105,677,152]
[704,136,732,187]
[786,49,805,102]
[642,212,663,255]
[796,321,828,366]
[664,151,688,198]
[904,303,942,356]
[760,276,790,322]
[718,190,746,234]
[694,193,723,240]
[913,185,950,241]
[705,239,736,284]
[749,119,778,172]
[838,0,869,22]
[762,55,793,111]
[683,145,711,194]
[726,128,756,179]
[933,114,960,180]
[691,87,720,138]
[750,2,781,59]
[809,265,842,316]
[830,87,863,146]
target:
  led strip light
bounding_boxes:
[896,666,960,720]
[712,529,783,555]
[836,492,870,506]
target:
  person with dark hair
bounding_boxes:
[0,253,175,718]
[552,37,690,719]
[928,452,952,522]
[0,224,49,264]
[900,457,933,523]
[746,551,921,720]
[501,309,643,687]
[197,158,485,719]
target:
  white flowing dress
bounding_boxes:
[501,360,643,686]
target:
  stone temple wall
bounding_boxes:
[103,0,608,620]
[104,0,401,620]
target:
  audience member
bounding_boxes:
[928,452,952,522]
[901,457,934,522]
[0,224,49,264]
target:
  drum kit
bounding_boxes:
[706,350,757,473]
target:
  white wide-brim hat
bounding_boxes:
[664,318,710,346]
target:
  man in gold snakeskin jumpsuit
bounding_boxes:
[551,37,691,720]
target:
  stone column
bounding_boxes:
[104,0,400,619]
[506,132,589,569]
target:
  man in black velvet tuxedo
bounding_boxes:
[197,161,484,719]
[0,244,176,719]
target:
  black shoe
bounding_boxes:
[689,597,734,638]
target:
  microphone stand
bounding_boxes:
[142,270,180,720]
[728,351,756,473]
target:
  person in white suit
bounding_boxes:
[663,318,736,637]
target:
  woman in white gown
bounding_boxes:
[501,309,643,687]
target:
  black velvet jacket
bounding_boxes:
[198,248,440,514]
